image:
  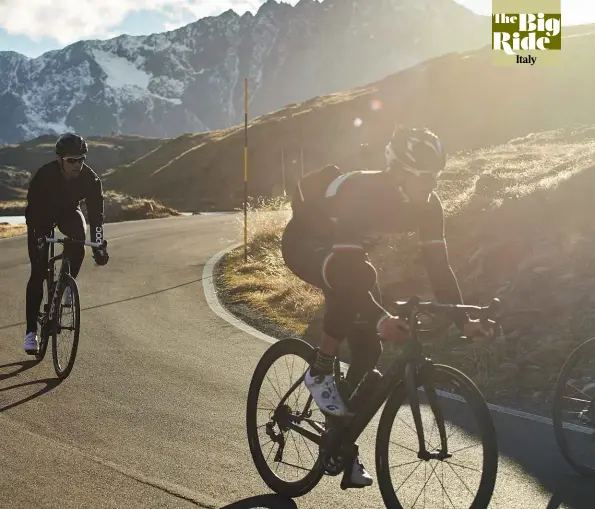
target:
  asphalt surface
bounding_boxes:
[0,214,593,509]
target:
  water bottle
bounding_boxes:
[348,369,383,413]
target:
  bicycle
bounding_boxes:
[34,227,106,379]
[552,336,595,476]
[246,295,502,508]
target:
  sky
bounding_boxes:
[0,0,592,58]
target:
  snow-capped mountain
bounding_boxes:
[0,0,489,145]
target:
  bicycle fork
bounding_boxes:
[405,361,452,461]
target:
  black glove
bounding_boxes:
[92,247,109,266]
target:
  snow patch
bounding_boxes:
[19,92,74,136]
[92,49,151,90]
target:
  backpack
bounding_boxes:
[290,164,343,218]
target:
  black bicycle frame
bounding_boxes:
[342,297,499,457]
[279,337,442,460]
[342,336,448,460]
[43,232,71,327]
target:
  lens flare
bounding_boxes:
[370,99,383,111]
[353,118,363,127]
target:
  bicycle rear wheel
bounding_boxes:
[52,275,80,379]
[552,337,595,476]
[376,363,498,509]
[246,337,326,498]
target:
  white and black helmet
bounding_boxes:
[385,125,445,177]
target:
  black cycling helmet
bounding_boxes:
[385,125,445,177]
[55,133,88,157]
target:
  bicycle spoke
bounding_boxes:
[288,431,305,475]
[396,461,423,492]
[256,407,275,413]
[566,383,593,400]
[410,461,439,508]
[258,391,278,411]
[449,442,480,454]
[434,465,457,509]
[445,459,481,474]
[264,374,283,401]
[276,459,312,473]
[389,459,422,470]
[299,433,317,464]
[398,414,419,436]
[446,461,477,497]
[272,364,283,398]
[389,440,421,455]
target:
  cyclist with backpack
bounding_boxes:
[281,125,494,488]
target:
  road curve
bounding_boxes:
[0,214,593,509]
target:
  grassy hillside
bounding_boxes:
[0,191,181,239]
[216,124,595,413]
[0,166,29,200]
[0,134,165,203]
[103,28,595,212]
[0,134,165,177]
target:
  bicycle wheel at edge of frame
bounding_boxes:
[552,336,595,477]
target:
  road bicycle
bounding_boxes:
[246,295,502,508]
[35,227,106,379]
[552,336,595,476]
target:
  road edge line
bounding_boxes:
[202,241,276,345]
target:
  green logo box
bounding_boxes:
[492,0,561,66]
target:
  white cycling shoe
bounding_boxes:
[24,332,39,355]
[342,456,374,489]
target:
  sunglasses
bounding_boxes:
[63,156,85,164]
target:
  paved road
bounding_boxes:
[0,214,593,509]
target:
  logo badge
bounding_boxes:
[492,0,561,66]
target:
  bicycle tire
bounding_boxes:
[246,337,325,498]
[35,279,53,362]
[375,363,498,509]
[52,275,80,379]
[552,337,595,476]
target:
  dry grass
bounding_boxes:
[0,193,179,228]
[217,125,595,408]
[0,200,26,215]
[220,197,323,334]
[0,223,26,238]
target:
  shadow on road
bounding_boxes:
[546,474,595,508]
[0,277,208,332]
[221,494,297,509]
[0,377,63,412]
[0,360,38,381]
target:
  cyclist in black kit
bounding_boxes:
[281,125,494,488]
[23,133,109,355]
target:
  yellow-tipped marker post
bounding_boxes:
[243,78,248,262]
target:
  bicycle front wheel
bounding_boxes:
[552,337,595,476]
[52,275,80,379]
[376,363,498,509]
